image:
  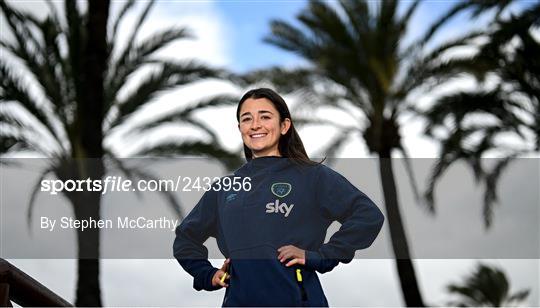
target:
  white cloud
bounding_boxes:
[110,1,231,68]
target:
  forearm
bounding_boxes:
[178,259,221,291]
[304,250,340,273]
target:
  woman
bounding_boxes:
[173,88,384,307]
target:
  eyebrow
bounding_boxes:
[240,110,274,118]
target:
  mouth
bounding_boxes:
[250,133,267,139]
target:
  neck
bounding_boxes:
[252,149,281,158]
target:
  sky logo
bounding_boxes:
[265,200,294,217]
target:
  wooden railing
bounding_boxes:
[0,259,72,307]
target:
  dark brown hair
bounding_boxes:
[236,88,320,165]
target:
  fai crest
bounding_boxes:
[271,182,292,198]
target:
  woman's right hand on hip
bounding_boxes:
[212,258,230,288]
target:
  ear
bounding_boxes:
[281,118,291,135]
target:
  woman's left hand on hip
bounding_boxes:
[277,245,306,267]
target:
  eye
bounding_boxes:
[241,117,251,122]
[261,115,271,120]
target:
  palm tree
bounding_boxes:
[445,263,530,307]
[0,0,240,305]
[257,1,438,306]
[418,2,539,228]
[420,0,516,46]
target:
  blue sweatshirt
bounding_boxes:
[173,156,385,307]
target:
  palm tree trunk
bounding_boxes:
[73,1,110,306]
[68,188,102,307]
[59,158,104,306]
[58,188,102,307]
[76,258,101,306]
[378,152,425,307]
[81,0,109,158]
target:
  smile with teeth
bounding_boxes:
[250,133,267,139]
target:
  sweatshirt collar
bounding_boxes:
[235,156,291,176]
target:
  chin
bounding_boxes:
[248,146,268,153]
[246,141,267,150]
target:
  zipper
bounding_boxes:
[295,268,308,302]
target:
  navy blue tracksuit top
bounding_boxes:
[173,156,385,307]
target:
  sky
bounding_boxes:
[1,0,539,306]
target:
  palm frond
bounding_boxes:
[337,0,370,39]
[1,105,44,138]
[0,131,30,154]
[239,67,317,92]
[105,27,192,109]
[108,0,155,97]
[396,144,421,202]
[0,124,50,156]
[39,15,72,118]
[132,140,242,171]
[313,129,355,165]
[27,166,56,233]
[43,0,62,29]
[445,262,529,306]
[418,1,472,46]
[181,117,220,144]
[0,1,42,55]
[397,30,486,95]
[0,60,65,151]
[298,1,355,49]
[107,60,224,130]
[123,94,238,140]
[170,93,238,117]
[419,0,518,47]
[423,90,528,228]
[19,11,73,127]
[469,0,514,19]
[110,0,136,45]
[123,0,155,56]
[424,90,526,144]
[293,116,353,130]
[482,153,518,228]
[506,289,530,305]
[0,2,68,114]
[423,146,466,214]
[264,20,317,60]
[400,0,421,33]
[1,2,76,146]
[377,0,398,34]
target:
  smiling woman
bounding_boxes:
[173,88,385,307]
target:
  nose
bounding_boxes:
[250,117,261,130]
